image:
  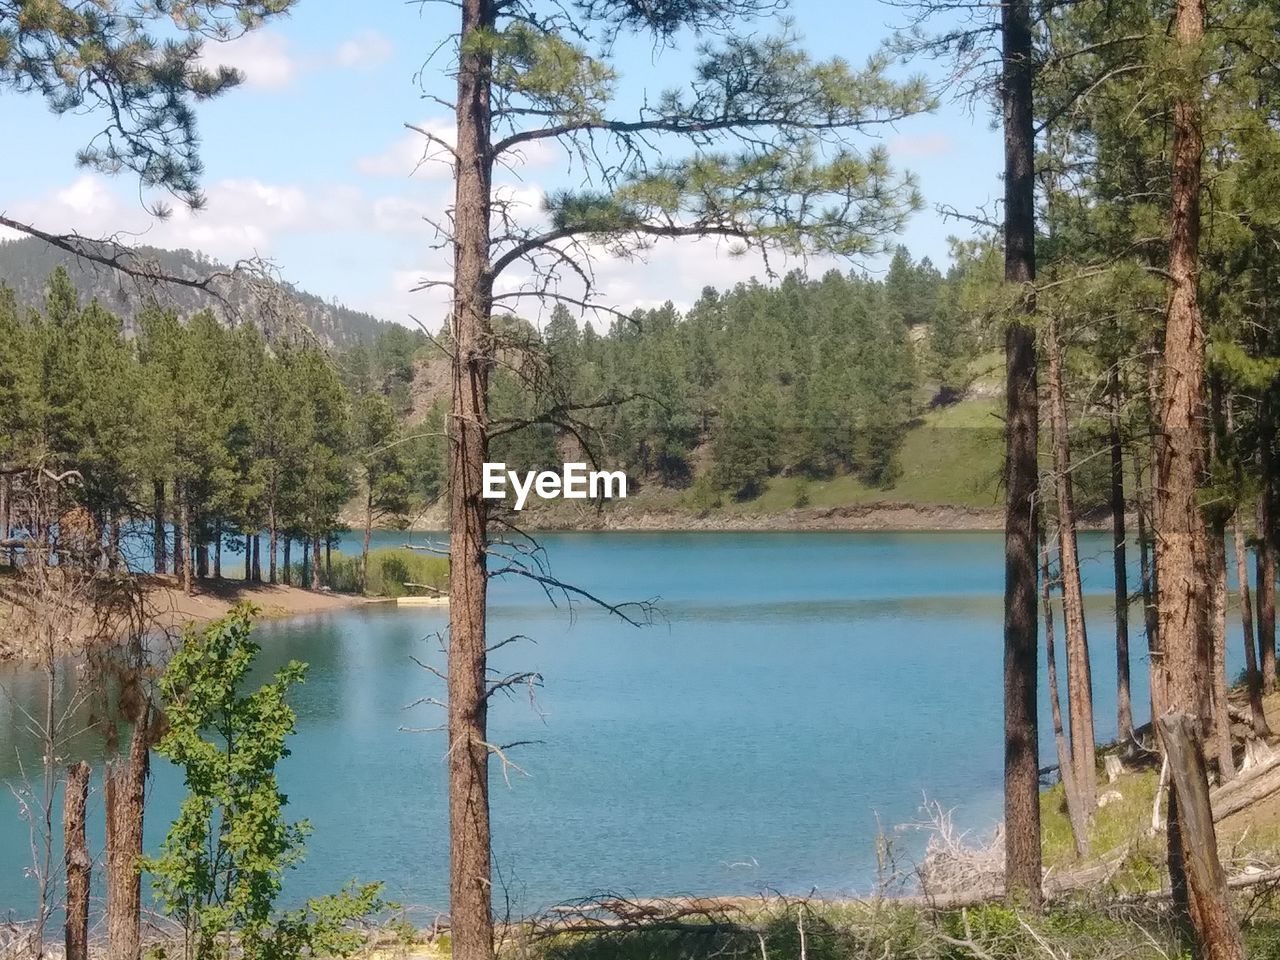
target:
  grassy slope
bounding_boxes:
[734,395,1005,513]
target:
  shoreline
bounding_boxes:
[393,501,1011,534]
[0,573,372,665]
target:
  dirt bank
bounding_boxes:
[388,501,1008,533]
[0,572,367,664]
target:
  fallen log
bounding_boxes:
[531,864,1280,937]
[1211,758,1280,822]
[1160,711,1246,960]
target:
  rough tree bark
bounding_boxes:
[1109,382,1134,747]
[1154,0,1211,735]
[448,0,498,954]
[1042,543,1089,856]
[105,706,149,960]
[283,538,292,586]
[64,760,90,960]
[1001,0,1043,908]
[1157,0,1232,949]
[1046,314,1097,808]
[213,520,222,579]
[1160,712,1247,960]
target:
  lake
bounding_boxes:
[0,531,1247,918]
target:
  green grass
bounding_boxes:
[1039,768,1165,892]
[503,901,1181,960]
[719,395,1004,514]
[289,547,448,598]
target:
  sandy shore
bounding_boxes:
[0,572,369,663]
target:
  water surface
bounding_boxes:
[0,531,1244,917]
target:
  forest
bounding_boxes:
[1,0,1280,957]
[0,245,975,602]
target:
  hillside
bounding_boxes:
[0,237,392,346]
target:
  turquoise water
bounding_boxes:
[0,531,1247,918]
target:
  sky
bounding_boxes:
[0,0,1003,331]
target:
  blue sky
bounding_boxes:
[0,0,1002,329]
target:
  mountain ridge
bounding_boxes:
[0,237,393,346]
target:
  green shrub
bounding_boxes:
[146,606,389,958]
[683,476,723,515]
[286,547,448,598]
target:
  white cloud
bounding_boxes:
[356,120,561,179]
[0,173,834,333]
[204,30,298,91]
[372,194,443,233]
[197,28,393,94]
[888,132,955,159]
[357,121,457,179]
[335,29,394,69]
[0,174,377,261]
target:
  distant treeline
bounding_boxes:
[0,246,984,590]
[0,268,440,591]
[463,247,985,501]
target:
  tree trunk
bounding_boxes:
[1000,0,1042,909]
[1159,712,1247,960]
[449,0,499,953]
[1155,0,1211,732]
[1259,393,1277,694]
[0,474,9,566]
[197,541,209,580]
[1042,543,1089,857]
[252,532,262,583]
[177,483,191,596]
[1233,523,1270,735]
[213,520,222,579]
[1133,443,1160,722]
[284,538,293,586]
[269,504,279,585]
[1110,383,1134,747]
[311,532,322,590]
[302,538,310,588]
[1208,521,1236,780]
[1046,314,1097,809]
[152,479,167,575]
[64,761,90,960]
[172,485,184,585]
[105,708,149,960]
[107,515,121,573]
[1158,0,1216,941]
[244,533,253,581]
[325,537,332,583]
[363,492,374,594]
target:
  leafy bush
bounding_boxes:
[146,605,389,959]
